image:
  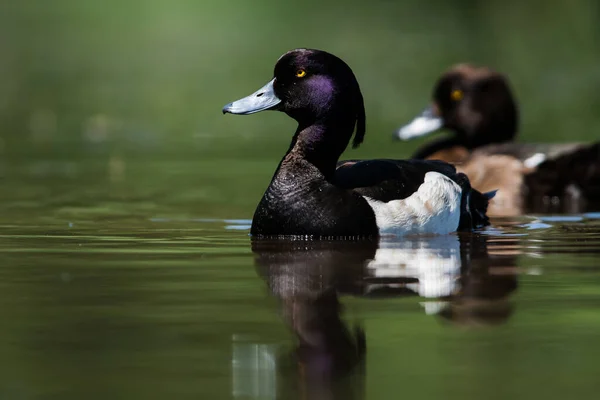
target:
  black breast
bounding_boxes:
[250,159,378,238]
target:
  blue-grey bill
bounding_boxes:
[222,78,281,115]
[394,106,443,140]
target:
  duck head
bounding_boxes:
[223,48,366,150]
[395,64,519,157]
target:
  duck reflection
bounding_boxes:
[253,240,372,400]
[364,234,518,325]
[438,233,519,326]
[250,233,518,399]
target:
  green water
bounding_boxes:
[2,1,600,399]
[2,158,600,399]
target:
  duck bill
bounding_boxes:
[394,105,444,140]
[222,78,281,115]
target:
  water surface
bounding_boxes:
[2,192,600,399]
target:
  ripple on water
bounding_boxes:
[1,215,600,398]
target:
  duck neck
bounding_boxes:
[286,115,355,180]
[460,102,519,150]
[413,136,464,160]
[414,120,518,160]
[461,123,517,150]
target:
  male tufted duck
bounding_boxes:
[223,50,494,238]
[395,64,600,215]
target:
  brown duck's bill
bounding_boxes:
[222,78,282,115]
[394,105,444,141]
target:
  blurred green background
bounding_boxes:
[2,3,600,399]
[0,0,599,220]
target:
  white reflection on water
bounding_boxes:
[366,235,461,299]
[231,335,277,399]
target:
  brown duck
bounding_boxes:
[395,64,600,216]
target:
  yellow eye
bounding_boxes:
[450,89,464,101]
[295,69,306,78]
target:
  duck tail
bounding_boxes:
[469,188,497,229]
[455,173,496,230]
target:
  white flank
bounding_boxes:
[363,172,462,236]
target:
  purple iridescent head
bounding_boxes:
[223,49,366,148]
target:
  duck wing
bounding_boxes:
[334,159,458,202]
[473,142,589,167]
[477,142,600,210]
[522,142,600,209]
[335,158,494,230]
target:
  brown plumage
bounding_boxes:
[396,64,600,216]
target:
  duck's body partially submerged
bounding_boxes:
[395,64,600,215]
[223,49,493,238]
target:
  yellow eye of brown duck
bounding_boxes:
[450,89,464,101]
[295,69,307,78]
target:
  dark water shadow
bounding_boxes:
[253,240,372,400]
[250,233,518,399]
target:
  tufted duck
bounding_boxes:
[224,50,494,238]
